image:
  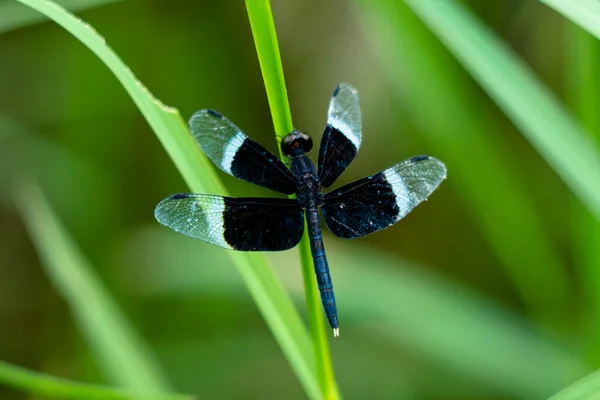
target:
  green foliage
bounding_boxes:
[353,0,570,325]
[547,369,600,400]
[541,0,600,41]
[136,228,585,398]
[3,0,600,399]
[14,181,171,392]
[405,0,600,222]
[0,361,193,400]
[0,0,121,33]
[565,20,600,366]
[245,0,293,146]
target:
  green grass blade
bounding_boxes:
[245,1,338,398]
[547,370,600,400]
[245,0,293,145]
[353,0,570,324]
[541,0,600,40]
[13,181,171,392]
[405,0,600,221]
[0,0,121,34]
[14,0,319,397]
[0,361,193,400]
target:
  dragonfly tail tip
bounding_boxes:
[333,328,339,338]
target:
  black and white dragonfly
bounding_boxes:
[155,83,447,337]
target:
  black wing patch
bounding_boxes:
[322,156,446,239]
[189,110,299,194]
[317,83,362,188]
[155,194,304,251]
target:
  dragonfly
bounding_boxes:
[154,83,447,337]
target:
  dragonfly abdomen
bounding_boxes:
[306,207,339,335]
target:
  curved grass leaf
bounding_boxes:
[541,0,600,41]
[14,0,318,398]
[0,360,193,400]
[0,0,121,34]
[13,181,171,392]
[405,0,600,222]
[547,369,600,400]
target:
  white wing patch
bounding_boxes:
[221,131,246,173]
[383,167,414,219]
[154,195,233,250]
[199,197,229,248]
[326,83,361,151]
[329,116,361,150]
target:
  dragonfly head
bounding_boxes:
[281,130,313,157]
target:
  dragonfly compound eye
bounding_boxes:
[281,131,313,156]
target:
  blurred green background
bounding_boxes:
[1,0,600,399]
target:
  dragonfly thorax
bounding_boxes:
[281,131,313,157]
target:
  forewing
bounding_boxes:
[189,110,298,194]
[322,156,446,238]
[317,83,362,187]
[155,194,304,251]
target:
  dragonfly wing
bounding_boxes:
[317,83,362,187]
[322,156,446,239]
[190,110,298,194]
[155,194,304,251]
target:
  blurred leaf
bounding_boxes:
[13,181,171,392]
[157,333,417,400]
[565,24,600,364]
[0,116,121,237]
[0,0,120,34]
[405,0,600,221]
[0,360,193,400]
[0,116,14,138]
[332,246,582,399]
[116,226,587,399]
[541,0,600,40]
[14,0,319,397]
[353,0,570,324]
[547,369,600,400]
